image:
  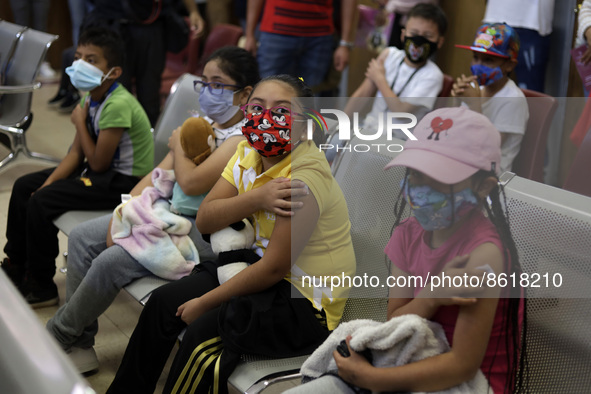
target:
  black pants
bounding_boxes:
[3,167,139,284]
[118,20,166,127]
[108,265,329,394]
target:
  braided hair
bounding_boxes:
[390,169,528,393]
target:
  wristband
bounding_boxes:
[339,39,354,49]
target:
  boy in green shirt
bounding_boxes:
[1,27,154,307]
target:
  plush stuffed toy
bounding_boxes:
[203,219,259,284]
[179,117,216,165]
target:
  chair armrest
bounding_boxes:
[0,82,41,93]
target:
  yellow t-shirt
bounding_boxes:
[221,140,356,330]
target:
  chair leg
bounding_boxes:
[60,251,68,274]
[0,152,16,169]
[19,133,61,164]
[0,132,60,171]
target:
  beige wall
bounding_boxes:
[437,0,485,77]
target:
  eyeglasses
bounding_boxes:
[240,104,300,119]
[194,80,242,95]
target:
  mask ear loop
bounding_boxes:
[101,68,115,84]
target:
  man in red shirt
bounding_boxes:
[245,0,356,89]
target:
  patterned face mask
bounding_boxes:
[404,35,438,64]
[402,176,479,231]
[470,64,503,86]
[241,105,293,157]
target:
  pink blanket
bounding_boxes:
[111,168,199,280]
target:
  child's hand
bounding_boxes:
[71,100,88,127]
[451,74,480,98]
[168,127,182,153]
[189,10,205,38]
[334,336,373,390]
[176,297,207,325]
[365,58,387,89]
[255,178,309,216]
[419,254,488,306]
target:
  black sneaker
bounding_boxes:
[21,278,59,309]
[57,92,81,114]
[48,89,68,108]
[0,258,25,289]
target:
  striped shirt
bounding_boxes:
[260,0,334,37]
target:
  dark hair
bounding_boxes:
[206,46,260,88]
[407,3,448,36]
[391,169,528,394]
[78,27,125,68]
[247,74,314,102]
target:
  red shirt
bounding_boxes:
[385,211,523,393]
[260,0,334,37]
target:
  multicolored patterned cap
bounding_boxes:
[455,23,520,62]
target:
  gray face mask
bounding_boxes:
[198,87,240,124]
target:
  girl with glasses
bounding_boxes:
[108,75,356,394]
[46,47,260,374]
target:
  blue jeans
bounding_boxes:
[46,214,215,350]
[257,32,334,88]
[514,27,551,93]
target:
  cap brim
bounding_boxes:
[455,44,510,59]
[384,149,479,184]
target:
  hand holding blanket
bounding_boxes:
[300,314,491,394]
[111,168,199,280]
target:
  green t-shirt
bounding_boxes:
[83,83,154,177]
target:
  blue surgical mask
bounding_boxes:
[470,64,503,87]
[198,87,240,124]
[402,177,479,231]
[66,59,113,91]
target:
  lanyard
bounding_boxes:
[389,58,422,96]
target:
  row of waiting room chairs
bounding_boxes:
[49,73,591,393]
[0,20,60,171]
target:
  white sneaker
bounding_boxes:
[66,346,99,373]
[37,61,59,83]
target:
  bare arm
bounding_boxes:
[71,101,124,173]
[178,185,320,323]
[338,243,504,392]
[39,134,85,191]
[171,134,244,196]
[344,76,379,119]
[245,0,265,55]
[333,0,356,72]
[337,297,500,392]
[181,0,205,36]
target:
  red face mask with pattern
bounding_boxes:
[241,104,293,157]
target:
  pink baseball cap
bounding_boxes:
[384,107,501,184]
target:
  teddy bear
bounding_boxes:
[202,219,260,284]
[179,116,216,165]
[169,117,216,216]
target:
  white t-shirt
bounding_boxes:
[202,116,246,147]
[481,79,529,173]
[483,0,555,36]
[363,47,443,139]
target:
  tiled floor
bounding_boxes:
[0,85,300,393]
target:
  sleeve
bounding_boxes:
[221,145,242,187]
[490,98,529,135]
[578,0,591,47]
[384,219,411,274]
[98,95,133,130]
[293,169,332,215]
